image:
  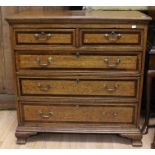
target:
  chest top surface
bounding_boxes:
[6,10,151,24]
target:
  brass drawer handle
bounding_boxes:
[104,31,122,42]
[35,57,52,67]
[102,112,107,116]
[112,112,118,117]
[38,110,53,119]
[104,58,120,68]
[37,83,51,91]
[104,83,119,92]
[34,32,52,41]
[102,111,118,117]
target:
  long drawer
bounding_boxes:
[22,103,135,124]
[19,77,138,98]
[80,29,143,47]
[16,53,141,72]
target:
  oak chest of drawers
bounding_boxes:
[6,10,151,146]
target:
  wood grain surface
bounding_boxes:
[16,54,139,71]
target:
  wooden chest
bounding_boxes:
[6,10,151,146]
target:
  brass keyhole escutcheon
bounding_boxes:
[75,52,80,58]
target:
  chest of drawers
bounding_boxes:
[6,10,151,146]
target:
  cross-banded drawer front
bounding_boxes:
[80,29,143,47]
[14,29,75,46]
[23,104,135,124]
[19,78,137,98]
[16,53,141,72]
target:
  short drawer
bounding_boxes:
[22,104,135,123]
[19,77,138,98]
[16,53,141,72]
[14,29,75,46]
[80,29,143,47]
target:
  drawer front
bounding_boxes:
[80,29,142,47]
[19,78,137,98]
[23,104,135,123]
[14,29,75,46]
[16,53,140,72]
